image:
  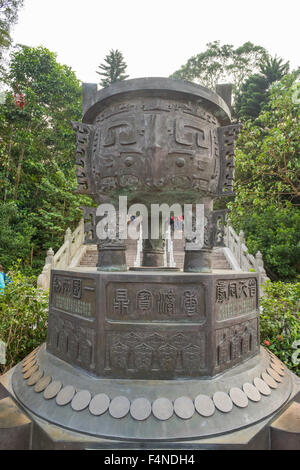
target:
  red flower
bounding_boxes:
[264,340,270,347]
[277,335,283,341]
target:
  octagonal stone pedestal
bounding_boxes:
[0,268,300,449]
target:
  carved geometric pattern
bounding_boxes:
[217,124,241,196]
[104,330,207,376]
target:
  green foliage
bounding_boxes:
[259,280,300,376]
[0,0,24,55]
[0,45,91,273]
[229,73,300,280]
[96,49,129,87]
[0,263,49,373]
[170,41,268,96]
[235,56,290,120]
[0,201,35,269]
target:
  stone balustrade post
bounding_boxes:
[64,227,72,266]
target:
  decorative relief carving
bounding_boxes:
[215,318,259,371]
[76,97,221,196]
[47,312,96,371]
[71,122,95,194]
[106,282,206,322]
[104,330,207,375]
[217,124,241,195]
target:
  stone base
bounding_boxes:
[0,345,300,450]
[0,356,300,450]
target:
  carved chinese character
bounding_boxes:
[136,290,153,313]
[53,276,62,293]
[113,289,129,315]
[248,279,256,297]
[238,280,248,298]
[158,290,176,315]
[228,282,238,298]
[182,290,198,316]
[216,280,227,303]
[72,279,82,299]
[62,279,72,296]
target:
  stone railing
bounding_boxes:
[37,217,269,296]
[224,220,269,295]
[37,219,85,290]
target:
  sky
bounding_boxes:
[11,0,300,85]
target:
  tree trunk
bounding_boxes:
[14,143,25,199]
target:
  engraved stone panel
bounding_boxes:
[215,278,258,321]
[106,282,206,322]
[51,274,96,319]
[104,329,207,378]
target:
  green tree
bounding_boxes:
[0,45,91,272]
[96,49,129,87]
[0,0,24,62]
[229,73,300,279]
[170,41,268,96]
[235,56,290,120]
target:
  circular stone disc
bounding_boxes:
[152,398,174,421]
[89,394,110,416]
[229,388,248,408]
[130,398,152,421]
[267,367,283,383]
[43,380,62,400]
[24,349,37,361]
[23,364,39,379]
[22,356,36,370]
[34,375,52,393]
[26,369,43,386]
[213,392,233,413]
[270,362,285,376]
[109,396,131,419]
[262,372,278,389]
[56,385,76,406]
[194,394,215,417]
[242,383,261,402]
[270,356,284,367]
[71,390,92,411]
[253,377,271,396]
[22,359,37,372]
[174,396,195,420]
